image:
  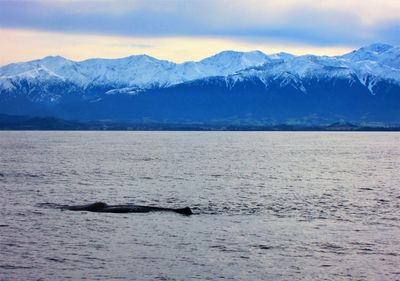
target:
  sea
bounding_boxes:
[1,131,399,280]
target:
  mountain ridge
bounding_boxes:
[1,43,399,125]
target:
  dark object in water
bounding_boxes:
[67,202,193,215]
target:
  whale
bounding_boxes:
[66,202,193,215]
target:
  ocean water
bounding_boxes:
[1,131,399,280]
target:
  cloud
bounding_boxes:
[0,0,399,47]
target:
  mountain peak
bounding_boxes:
[42,55,68,61]
[200,50,269,68]
[201,50,267,60]
[341,43,395,61]
[123,54,161,62]
[39,55,72,66]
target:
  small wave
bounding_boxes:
[209,245,243,253]
[2,243,22,248]
[36,203,68,209]
[6,172,46,179]
[26,173,41,178]
[191,205,264,216]
[45,257,67,263]
[384,252,399,256]
[251,244,278,250]
[138,157,156,161]
[359,187,374,191]
[0,264,34,270]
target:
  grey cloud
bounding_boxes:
[0,0,398,47]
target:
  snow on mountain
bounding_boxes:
[229,55,349,88]
[0,50,274,91]
[197,50,271,75]
[338,44,400,92]
[226,44,400,94]
[1,43,399,97]
[341,43,394,62]
[340,44,400,85]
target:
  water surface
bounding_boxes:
[1,132,399,280]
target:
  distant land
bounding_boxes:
[1,114,399,131]
[0,43,399,129]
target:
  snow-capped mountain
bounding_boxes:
[0,50,273,91]
[0,43,399,124]
[228,47,400,95]
[1,43,399,94]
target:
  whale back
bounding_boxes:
[67,202,192,215]
[68,202,107,211]
[174,207,193,216]
[86,202,108,211]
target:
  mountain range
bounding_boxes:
[1,43,399,126]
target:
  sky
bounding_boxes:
[0,0,399,66]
